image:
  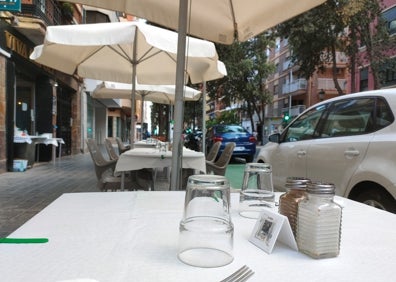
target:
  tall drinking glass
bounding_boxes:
[178,174,234,268]
[239,163,275,219]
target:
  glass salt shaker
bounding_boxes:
[296,182,342,259]
[278,177,310,237]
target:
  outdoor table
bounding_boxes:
[115,147,206,190]
[0,191,395,282]
[35,137,65,163]
[134,140,158,148]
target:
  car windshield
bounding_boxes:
[216,125,245,133]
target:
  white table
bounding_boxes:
[115,147,206,190]
[134,140,158,148]
[0,192,395,282]
[35,137,65,163]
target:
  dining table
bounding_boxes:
[115,147,206,190]
[133,140,158,148]
[0,191,395,282]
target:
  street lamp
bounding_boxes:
[318,89,325,101]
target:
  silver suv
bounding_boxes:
[256,89,396,213]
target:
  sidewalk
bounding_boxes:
[0,153,99,238]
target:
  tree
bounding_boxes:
[205,33,275,131]
[277,0,348,95]
[206,110,240,127]
[277,0,394,92]
[343,0,395,90]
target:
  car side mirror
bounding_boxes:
[268,133,281,143]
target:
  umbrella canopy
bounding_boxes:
[30,21,225,146]
[63,0,326,44]
[30,21,223,85]
[90,81,201,104]
[90,80,202,140]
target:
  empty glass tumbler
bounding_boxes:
[239,163,275,219]
[178,174,234,268]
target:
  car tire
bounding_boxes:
[354,187,396,213]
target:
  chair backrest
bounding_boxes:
[215,142,236,168]
[104,138,119,160]
[116,137,130,154]
[206,141,221,162]
[86,138,116,180]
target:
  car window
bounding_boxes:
[216,125,245,133]
[282,104,327,142]
[321,98,374,137]
[373,98,394,130]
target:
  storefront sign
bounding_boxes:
[0,0,21,12]
[4,30,32,59]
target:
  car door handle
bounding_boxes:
[344,149,360,157]
[297,150,306,157]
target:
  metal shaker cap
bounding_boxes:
[306,182,336,194]
[285,177,311,190]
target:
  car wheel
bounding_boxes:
[354,187,396,213]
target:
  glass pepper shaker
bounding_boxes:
[296,182,342,259]
[278,177,310,238]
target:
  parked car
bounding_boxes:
[206,124,256,162]
[255,89,396,213]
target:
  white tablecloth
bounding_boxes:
[134,140,158,148]
[0,192,395,282]
[115,147,206,174]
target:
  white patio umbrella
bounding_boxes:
[30,21,225,147]
[57,0,326,190]
[63,0,327,45]
[89,81,201,104]
[89,80,202,139]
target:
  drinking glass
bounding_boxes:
[239,163,275,219]
[178,174,234,268]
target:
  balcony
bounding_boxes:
[317,78,347,91]
[20,0,62,26]
[282,78,307,95]
[11,0,62,44]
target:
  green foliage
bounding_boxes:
[276,0,393,90]
[206,110,240,128]
[206,33,276,129]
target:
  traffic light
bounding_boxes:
[282,112,290,122]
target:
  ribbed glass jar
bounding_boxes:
[278,177,310,237]
[296,182,342,259]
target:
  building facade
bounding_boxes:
[0,0,82,173]
[0,2,139,173]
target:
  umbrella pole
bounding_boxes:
[140,94,145,140]
[130,30,138,148]
[202,82,206,153]
[170,0,188,191]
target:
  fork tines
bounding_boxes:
[220,265,255,282]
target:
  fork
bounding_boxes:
[219,265,254,282]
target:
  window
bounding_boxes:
[38,0,45,12]
[359,68,369,91]
[273,84,279,96]
[383,6,396,35]
[373,98,394,130]
[390,19,396,34]
[282,104,327,142]
[321,98,374,137]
